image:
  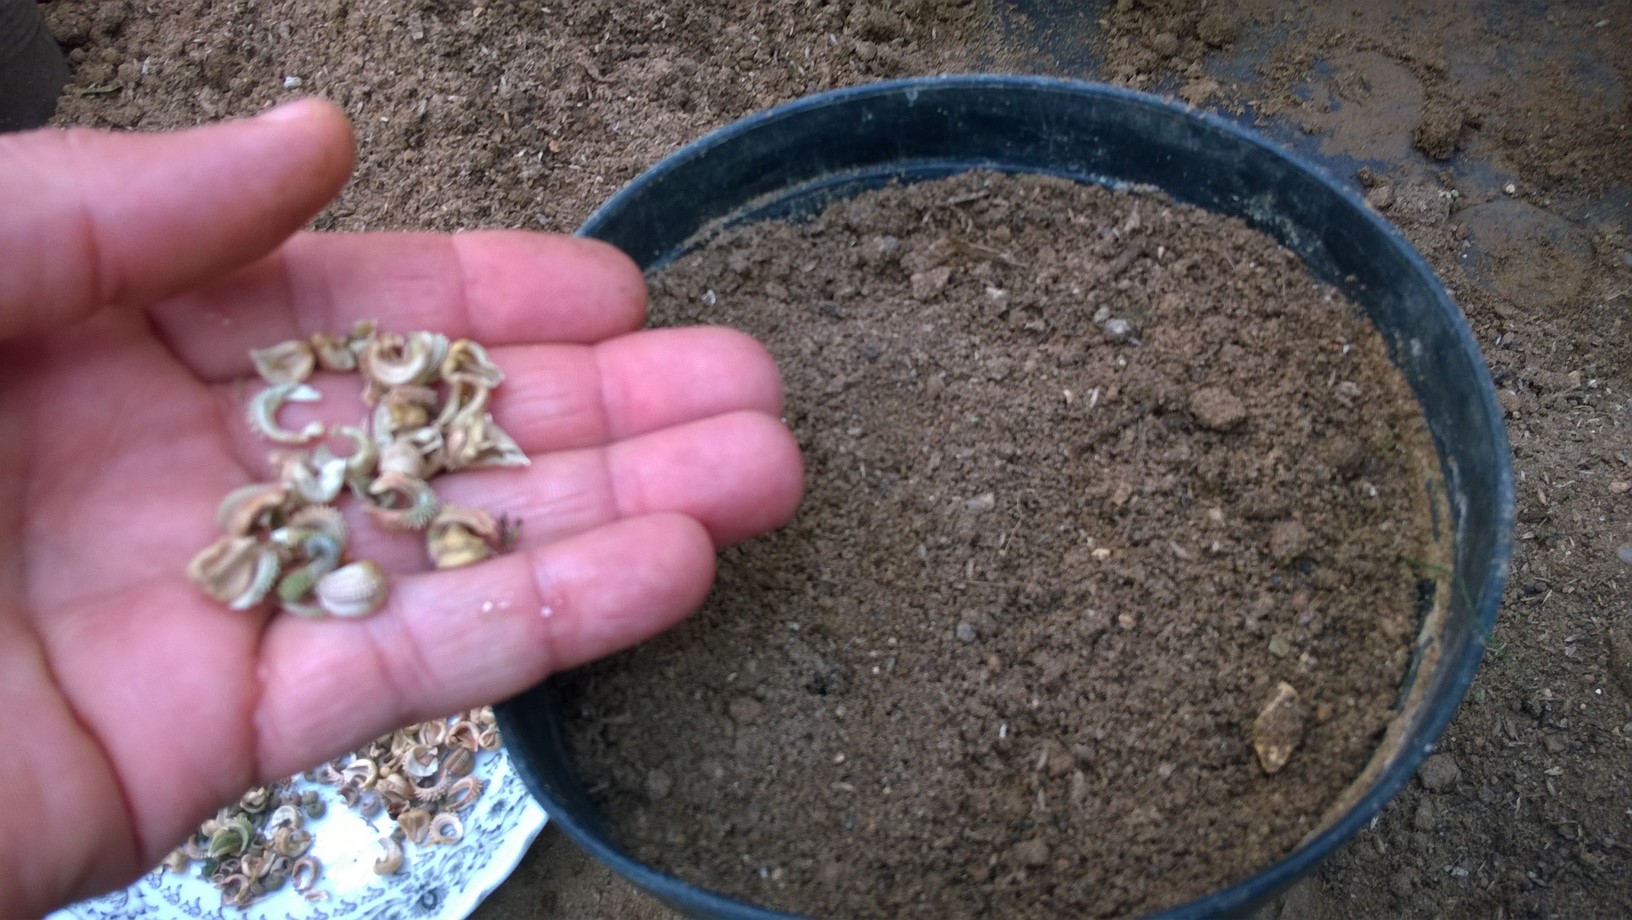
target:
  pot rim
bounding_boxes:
[501,74,1516,920]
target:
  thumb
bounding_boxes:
[0,98,354,340]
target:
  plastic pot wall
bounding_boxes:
[0,0,68,132]
[497,76,1516,920]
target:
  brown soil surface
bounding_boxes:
[41,0,1632,917]
[560,171,1440,917]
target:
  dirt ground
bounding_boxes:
[38,0,1632,917]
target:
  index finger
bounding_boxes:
[148,230,651,382]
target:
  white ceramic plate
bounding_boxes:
[48,747,546,920]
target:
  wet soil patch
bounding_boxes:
[558,171,1441,917]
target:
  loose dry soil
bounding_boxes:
[563,170,1442,917]
[40,0,1632,917]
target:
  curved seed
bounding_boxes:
[239,786,272,813]
[445,775,484,812]
[240,849,276,881]
[412,772,452,802]
[188,535,281,610]
[441,746,475,779]
[441,338,505,388]
[216,482,289,536]
[377,771,416,804]
[314,561,388,618]
[250,339,316,385]
[433,376,485,429]
[425,812,464,845]
[415,720,450,747]
[290,856,322,893]
[398,808,433,845]
[208,815,254,858]
[427,523,494,570]
[366,472,440,531]
[444,721,481,752]
[340,756,379,789]
[443,411,528,471]
[267,804,303,830]
[217,873,255,908]
[331,423,377,488]
[272,448,347,504]
[401,743,440,778]
[272,825,314,859]
[370,401,418,450]
[247,382,325,444]
[276,566,320,605]
[161,848,191,874]
[362,331,449,388]
[271,526,344,605]
[382,384,440,408]
[309,330,358,372]
[373,834,405,876]
[379,434,432,479]
[430,505,499,540]
[287,504,347,544]
[359,789,386,818]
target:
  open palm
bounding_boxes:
[0,100,803,915]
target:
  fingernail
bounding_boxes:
[259,97,322,123]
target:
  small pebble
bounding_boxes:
[1268,519,1313,562]
[645,768,674,800]
[1417,752,1461,791]
[964,492,996,514]
[1011,837,1052,867]
[910,266,952,300]
[1251,681,1304,774]
[1413,798,1438,832]
[1189,386,1247,431]
[955,621,979,643]
[1196,8,1239,46]
[728,697,763,724]
[1391,870,1416,898]
[1103,317,1139,343]
[1049,750,1077,778]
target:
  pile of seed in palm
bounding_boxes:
[187,323,527,620]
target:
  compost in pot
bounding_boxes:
[559,170,1445,918]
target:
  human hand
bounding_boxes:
[0,99,803,915]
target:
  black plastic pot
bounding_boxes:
[0,0,69,132]
[497,76,1515,919]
